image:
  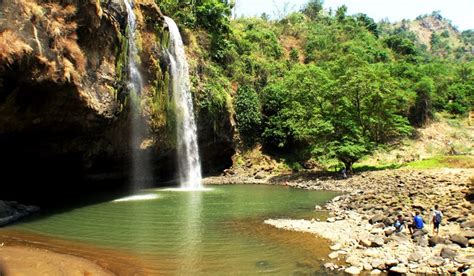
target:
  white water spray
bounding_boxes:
[124,0,151,189]
[164,17,203,190]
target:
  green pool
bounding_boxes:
[8,185,338,274]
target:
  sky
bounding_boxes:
[234,0,474,31]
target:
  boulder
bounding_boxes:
[415,236,429,247]
[461,230,474,239]
[370,269,382,275]
[408,252,423,262]
[440,247,458,260]
[427,257,444,267]
[461,221,474,229]
[328,252,339,259]
[371,259,386,270]
[450,234,469,248]
[359,238,372,247]
[429,236,446,247]
[385,259,399,267]
[383,217,394,227]
[370,237,385,247]
[345,256,362,267]
[323,262,336,270]
[370,228,384,235]
[412,228,428,238]
[384,228,395,236]
[369,214,385,224]
[363,263,373,271]
[390,265,408,274]
[345,266,361,275]
[455,254,474,265]
[330,243,342,251]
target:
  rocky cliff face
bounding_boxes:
[0,0,234,204]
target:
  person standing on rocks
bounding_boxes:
[431,205,443,235]
[408,211,424,235]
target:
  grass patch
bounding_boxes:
[353,163,402,172]
[404,155,474,169]
[352,155,473,172]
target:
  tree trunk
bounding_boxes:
[343,161,353,173]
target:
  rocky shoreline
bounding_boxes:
[207,168,474,274]
[0,200,39,226]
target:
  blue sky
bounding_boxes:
[234,0,474,30]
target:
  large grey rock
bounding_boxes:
[450,234,469,248]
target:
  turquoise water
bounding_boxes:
[11,185,338,274]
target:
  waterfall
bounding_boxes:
[124,0,151,190]
[164,16,203,190]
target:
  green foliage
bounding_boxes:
[384,34,418,57]
[234,86,262,143]
[409,77,434,126]
[301,0,324,20]
[166,0,473,170]
[336,5,347,22]
[355,13,379,38]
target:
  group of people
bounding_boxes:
[393,205,443,236]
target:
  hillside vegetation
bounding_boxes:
[156,0,473,171]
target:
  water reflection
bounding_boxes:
[177,191,203,273]
[10,185,339,274]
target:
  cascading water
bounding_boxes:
[164,16,203,190]
[124,0,151,190]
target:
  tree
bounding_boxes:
[301,0,324,20]
[235,85,262,143]
[409,77,435,127]
[336,5,347,22]
[355,13,379,38]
